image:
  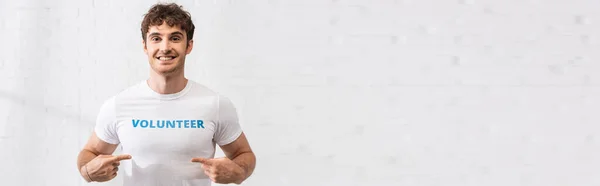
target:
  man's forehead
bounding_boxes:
[147,24,185,35]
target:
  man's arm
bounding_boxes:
[219,132,256,184]
[77,132,119,182]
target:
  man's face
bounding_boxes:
[143,22,193,75]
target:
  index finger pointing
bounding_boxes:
[111,154,132,162]
[191,158,211,165]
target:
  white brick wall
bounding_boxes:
[1,0,599,185]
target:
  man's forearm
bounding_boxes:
[231,151,256,183]
[77,149,99,182]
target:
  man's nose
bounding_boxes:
[160,40,171,51]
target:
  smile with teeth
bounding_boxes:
[157,56,176,61]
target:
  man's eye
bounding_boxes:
[172,37,181,41]
[151,37,160,41]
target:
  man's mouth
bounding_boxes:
[156,56,176,61]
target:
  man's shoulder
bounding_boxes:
[185,80,238,106]
[187,80,223,97]
[114,80,148,97]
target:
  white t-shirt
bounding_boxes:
[94,79,243,186]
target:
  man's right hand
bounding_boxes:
[81,154,132,182]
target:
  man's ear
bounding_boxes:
[143,39,147,53]
[186,39,194,54]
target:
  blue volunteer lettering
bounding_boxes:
[132,119,205,128]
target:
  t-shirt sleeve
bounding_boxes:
[213,95,243,146]
[94,96,120,145]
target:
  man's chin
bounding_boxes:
[150,61,183,75]
[151,67,180,75]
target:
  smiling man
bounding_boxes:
[76,3,256,186]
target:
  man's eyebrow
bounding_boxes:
[148,32,161,37]
[170,31,184,36]
[148,32,183,37]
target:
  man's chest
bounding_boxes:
[113,101,219,155]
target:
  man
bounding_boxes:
[76,3,256,185]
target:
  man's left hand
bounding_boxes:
[191,157,245,184]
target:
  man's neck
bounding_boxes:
[147,71,188,95]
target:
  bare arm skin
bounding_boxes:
[77,132,123,182]
[219,132,256,184]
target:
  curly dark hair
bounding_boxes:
[140,3,195,43]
